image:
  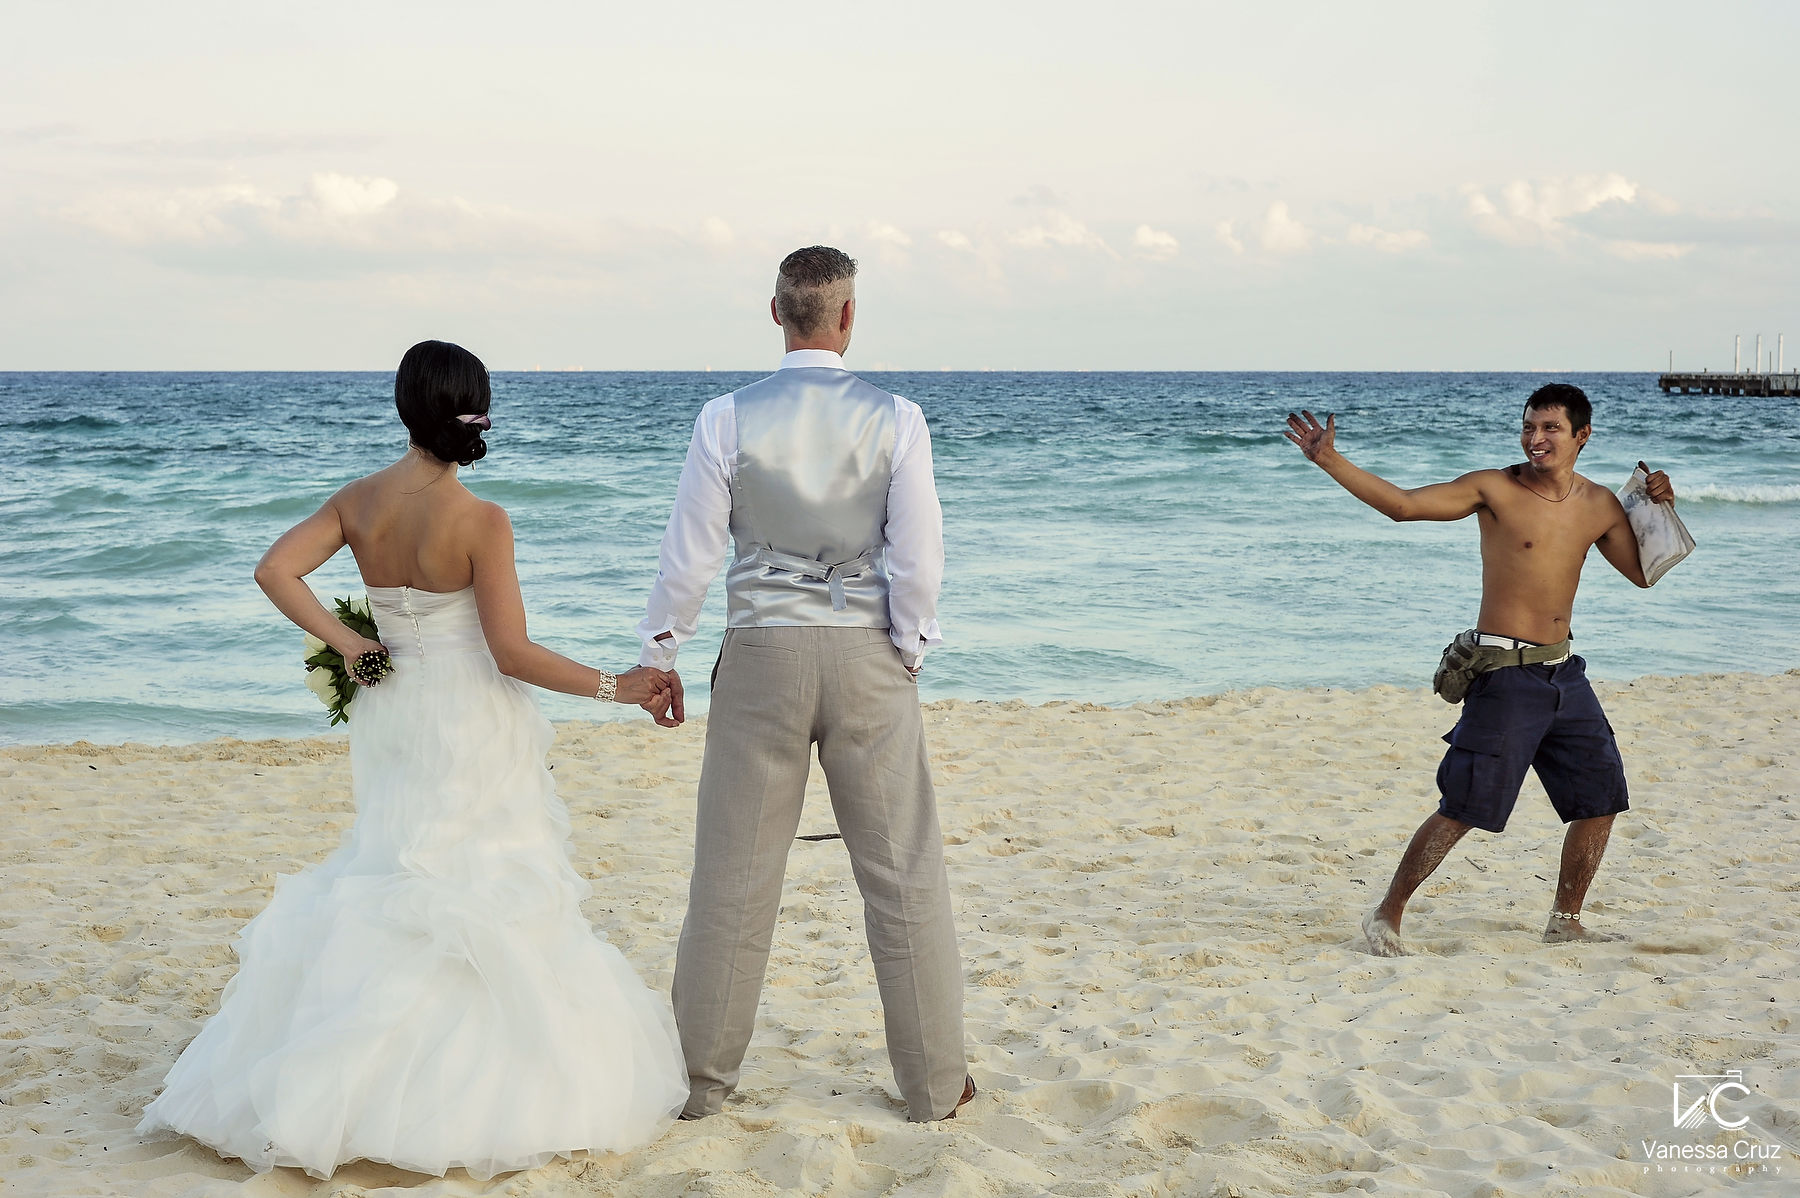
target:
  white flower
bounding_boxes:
[350,597,372,619]
[303,633,328,656]
[304,667,339,708]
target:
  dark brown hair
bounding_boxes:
[395,340,491,466]
[1524,382,1592,433]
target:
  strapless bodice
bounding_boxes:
[365,585,487,657]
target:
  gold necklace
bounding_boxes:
[400,444,454,495]
[1518,467,1575,503]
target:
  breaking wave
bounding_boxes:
[1680,483,1800,504]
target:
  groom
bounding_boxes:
[638,246,971,1121]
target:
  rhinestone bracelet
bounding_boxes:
[594,669,618,703]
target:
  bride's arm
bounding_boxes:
[254,495,386,660]
[468,503,676,721]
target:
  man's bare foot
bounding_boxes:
[1362,907,1406,956]
[1543,914,1624,943]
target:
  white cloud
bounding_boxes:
[1214,220,1244,255]
[1006,210,1112,254]
[1012,184,1063,208]
[700,216,734,246]
[936,229,974,252]
[1460,172,1711,262]
[1259,201,1311,254]
[66,172,403,247]
[1604,239,1694,261]
[1463,173,1637,246]
[70,182,269,245]
[866,220,912,248]
[1346,223,1429,253]
[1132,224,1179,259]
[58,170,681,284]
[309,172,397,218]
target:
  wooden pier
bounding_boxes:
[1658,371,1800,397]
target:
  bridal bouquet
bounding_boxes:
[302,597,393,726]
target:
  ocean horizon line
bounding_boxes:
[1,366,1683,376]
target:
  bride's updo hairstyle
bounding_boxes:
[395,340,492,466]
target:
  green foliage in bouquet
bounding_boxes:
[302,597,390,726]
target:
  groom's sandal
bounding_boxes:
[938,1075,977,1120]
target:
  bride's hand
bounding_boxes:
[614,667,682,727]
[341,635,392,686]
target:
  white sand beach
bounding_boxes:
[2,672,1795,1197]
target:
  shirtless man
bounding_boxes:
[1283,383,1676,955]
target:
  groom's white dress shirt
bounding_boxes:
[637,349,945,671]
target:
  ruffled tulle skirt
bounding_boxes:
[137,647,688,1179]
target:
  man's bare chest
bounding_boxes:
[1481,492,1606,564]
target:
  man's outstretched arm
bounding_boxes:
[1284,410,1485,523]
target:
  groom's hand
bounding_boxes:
[657,669,685,727]
[626,666,683,727]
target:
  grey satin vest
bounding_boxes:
[724,367,896,629]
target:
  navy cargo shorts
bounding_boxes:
[1436,654,1629,834]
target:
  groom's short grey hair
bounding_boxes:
[775,246,857,338]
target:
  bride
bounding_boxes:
[137,340,690,1180]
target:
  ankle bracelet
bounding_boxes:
[1550,910,1582,921]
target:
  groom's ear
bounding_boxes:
[770,296,783,327]
[840,296,855,332]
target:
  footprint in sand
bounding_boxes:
[1134,1093,1285,1149]
[1014,1079,1141,1128]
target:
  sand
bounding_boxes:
[2,671,1796,1197]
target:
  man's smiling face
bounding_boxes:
[1520,404,1590,474]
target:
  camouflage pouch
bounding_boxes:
[1432,630,1486,704]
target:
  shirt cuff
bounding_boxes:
[640,633,679,670]
[889,617,942,667]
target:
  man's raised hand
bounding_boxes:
[1284,410,1336,463]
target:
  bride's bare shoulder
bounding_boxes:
[333,458,413,500]
[462,494,512,537]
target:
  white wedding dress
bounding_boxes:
[137,585,688,1180]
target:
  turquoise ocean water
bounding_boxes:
[3,371,1795,746]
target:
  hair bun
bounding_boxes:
[418,419,487,467]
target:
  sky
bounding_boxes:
[2,1,1796,370]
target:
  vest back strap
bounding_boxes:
[754,547,878,612]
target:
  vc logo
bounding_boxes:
[1673,1070,1750,1130]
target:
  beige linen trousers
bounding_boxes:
[672,625,967,1120]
